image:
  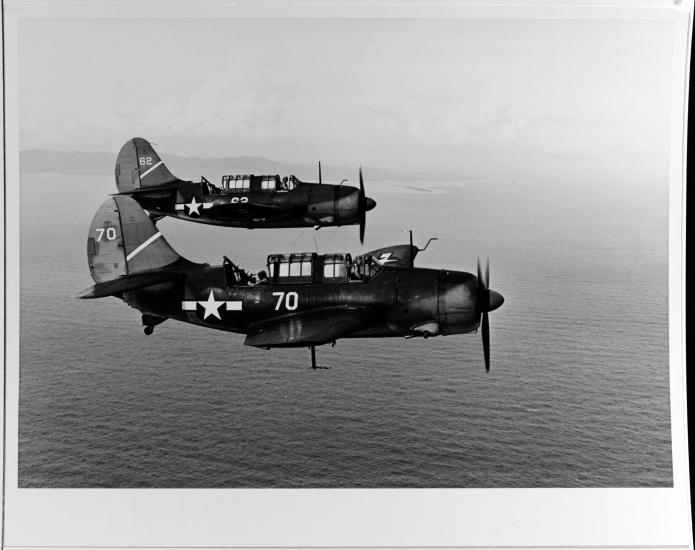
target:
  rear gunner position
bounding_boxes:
[79,196,504,370]
[115,138,377,243]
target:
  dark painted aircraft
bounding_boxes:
[78,196,504,370]
[115,138,377,243]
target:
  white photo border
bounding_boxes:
[1,1,692,548]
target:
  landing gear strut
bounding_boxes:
[309,345,330,370]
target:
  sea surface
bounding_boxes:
[17,172,672,487]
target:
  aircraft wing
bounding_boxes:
[204,200,296,219]
[244,306,372,348]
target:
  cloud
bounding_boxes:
[141,64,285,140]
[526,118,669,162]
[402,97,529,149]
[21,108,131,151]
[395,93,667,166]
[20,63,288,152]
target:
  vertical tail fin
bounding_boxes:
[115,137,180,193]
[87,195,181,284]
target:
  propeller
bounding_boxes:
[358,167,366,244]
[476,258,504,372]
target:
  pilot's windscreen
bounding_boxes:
[223,258,237,287]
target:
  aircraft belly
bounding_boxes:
[165,212,317,229]
[168,214,249,227]
[346,326,400,338]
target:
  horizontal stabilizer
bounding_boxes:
[115,184,181,195]
[245,306,371,348]
[77,270,182,299]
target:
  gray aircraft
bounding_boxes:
[115,138,377,243]
[79,195,504,370]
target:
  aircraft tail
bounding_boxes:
[115,137,180,193]
[78,195,185,298]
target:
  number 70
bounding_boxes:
[272,291,298,310]
[95,227,117,241]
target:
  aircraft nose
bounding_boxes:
[365,197,377,211]
[488,290,504,312]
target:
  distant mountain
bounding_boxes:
[20,149,463,182]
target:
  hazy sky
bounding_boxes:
[19,17,675,178]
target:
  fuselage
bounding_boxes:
[127,178,374,229]
[122,265,482,343]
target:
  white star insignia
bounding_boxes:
[181,295,243,319]
[186,197,202,216]
[199,289,223,320]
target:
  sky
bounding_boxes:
[18,16,675,180]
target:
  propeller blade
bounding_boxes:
[485,258,489,289]
[476,257,495,372]
[482,311,490,372]
[476,257,489,310]
[359,212,365,244]
[358,167,366,244]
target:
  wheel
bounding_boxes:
[144,326,154,335]
[423,331,431,339]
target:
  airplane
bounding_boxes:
[114,137,377,243]
[78,195,505,371]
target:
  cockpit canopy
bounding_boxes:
[266,252,379,284]
[219,174,299,193]
[268,252,315,283]
[222,174,251,192]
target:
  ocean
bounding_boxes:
[17,171,672,487]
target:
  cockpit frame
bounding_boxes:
[265,252,378,285]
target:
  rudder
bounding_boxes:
[115,137,179,192]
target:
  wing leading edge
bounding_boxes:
[244,306,373,348]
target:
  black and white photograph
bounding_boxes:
[2,1,692,548]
